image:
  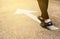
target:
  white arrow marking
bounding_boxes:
[15,9,59,30]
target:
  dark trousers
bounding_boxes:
[37,0,49,19]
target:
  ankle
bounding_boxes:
[44,19,51,23]
[38,16,52,23]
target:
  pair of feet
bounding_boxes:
[38,16,59,30]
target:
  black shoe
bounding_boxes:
[38,16,59,30]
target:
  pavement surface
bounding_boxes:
[0,0,60,39]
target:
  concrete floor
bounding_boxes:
[0,0,60,39]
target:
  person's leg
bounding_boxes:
[37,0,49,19]
[37,0,59,30]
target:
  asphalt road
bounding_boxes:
[0,0,60,39]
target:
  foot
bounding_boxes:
[38,16,59,30]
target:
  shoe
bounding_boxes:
[38,16,59,30]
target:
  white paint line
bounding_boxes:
[16,9,38,14]
[16,9,41,23]
[24,12,41,23]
